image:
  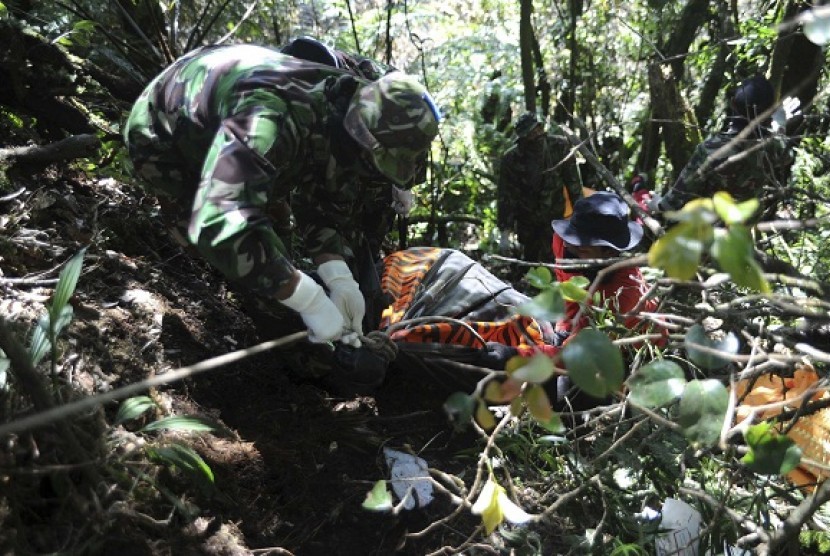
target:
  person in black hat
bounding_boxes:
[550,191,657,339]
[655,75,793,217]
[497,112,585,262]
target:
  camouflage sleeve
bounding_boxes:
[497,152,518,230]
[188,103,297,297]
[659,142,710,211]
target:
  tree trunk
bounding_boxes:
[519,0,536,113]
[648,63,701,181]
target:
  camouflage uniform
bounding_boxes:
[498,132,583,262]
[124,44,437,300]
[659,128,793,216]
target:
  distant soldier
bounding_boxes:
[497,112,584,262]
[656,75,793,217]
[124,44,440,348]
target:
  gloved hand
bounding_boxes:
[317,259,364,347]
[499,230,511,254]
[280,272,344,343]
[475,342,519,370]
[646,192,663,213]
[772,96,802,133]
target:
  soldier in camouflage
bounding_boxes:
[124,44,440,348]
[497,112,584,263]
[656,75,793,217]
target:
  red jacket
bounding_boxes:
[551,234,657,335]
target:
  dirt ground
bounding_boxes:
[0,168,517,555]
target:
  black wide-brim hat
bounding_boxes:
[551,191,643,252]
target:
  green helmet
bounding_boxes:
[344,72,440,185]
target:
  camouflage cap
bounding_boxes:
[515,112,541,138]
[344,72,440,185]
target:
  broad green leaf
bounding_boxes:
[148,443,215,484]
[711,226,770,293]
[509,353,554,384]
[561,329,624,399]
[525,385,565,433]
[141,415,218,433]
[712,192,758,225]
[362,480,394,512]
[51,305,74,338]
[443,392,476,430]
[29,314,52,366]
[685,324,739,370]
[677,379,728,449]
[525,266,553,290]
[627,360,687,408]
[475,400,496,431]
[115,396,156,425]
[51,247,86,320]
[741,422,802,475]
[560,276,589,302]
[516,288,565,322]
[648,222,706,280]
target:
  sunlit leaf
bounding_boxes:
[51,247,86,320]
[711,226,770,293]
[560,276,589,302]
[648,222,705,280]
[362,480,394,512]
[475,400,497,431]
[685,324,739,370]
[525,385,565,432]
[29,314,52,366]
[627,360,687,408]
[741,422,802,475]
[509,353,554,384]
[115,396,156,425]
[483,378,521,404]
[712,192,758,225]
[525,266,553,290]
[147,443,215,484]
[51,305,74,338]
[141,415,218,433]
[561,329,625,399]
[516,288,565,322]
[471,476,533,534]
[678,379,728,449]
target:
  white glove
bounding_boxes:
[772,96,801,132]
[317,260,364,347]
[646,192,663,213]
[499,230,511,254]
[280,272,344,343]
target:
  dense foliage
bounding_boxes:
[1,0,830,554]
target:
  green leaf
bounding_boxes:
[444,392,475,431]
[684,324,739,370]
[516,288,565,322]
[51,304,74,338]
[712,192,758,225]
[561,329,625,399]
[648,222,706,280]
[510,353,554,384]
[627,360,686,408]
[115,396,156,425]
[475,400,496,431]
[362,480,394,512]
[677,379,728,449]
[29,314,52,366]
[560,276,589,302]
[147,443,215,484]
[141,415,218,433]
[741,422,802,475]
[51,247,86,321]
[711,226,770,293]
[525,266,553,290]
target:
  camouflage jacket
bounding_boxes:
[497,134,583,234]
[658,127,793,213]
[124,44,396,297]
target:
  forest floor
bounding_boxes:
[0,166,547,555]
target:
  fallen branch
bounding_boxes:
[0,331,308,437]
[0,134,100,166]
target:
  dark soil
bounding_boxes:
[0,168,499,555]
